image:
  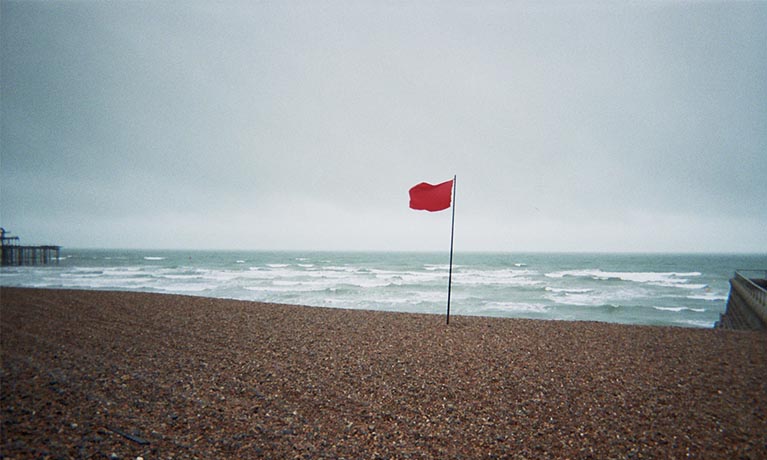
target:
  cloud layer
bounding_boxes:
[2,1,765,251]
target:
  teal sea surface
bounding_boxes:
[2,250,765,328]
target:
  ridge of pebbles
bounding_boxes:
[2,287,765,458]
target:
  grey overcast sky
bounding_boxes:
[1,1,765,252]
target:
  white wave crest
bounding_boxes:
[687,293,727,301]
[544,269,703,288]
[480,302,548,313]
[544,287,594,294]
[424,264,451,271]
[653,306,706,313]
[454,268,540,286]
[673,319,715,328]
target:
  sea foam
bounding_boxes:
[3,249,755,329]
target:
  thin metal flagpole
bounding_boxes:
[446,174,456,325]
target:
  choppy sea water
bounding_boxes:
[2,250,765,328]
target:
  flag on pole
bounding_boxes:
[409,176,457,325]
[409,179,453,212]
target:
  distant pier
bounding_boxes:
[716,270,767,331]
[0,228,61,266]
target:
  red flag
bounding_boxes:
[409,179,453,212]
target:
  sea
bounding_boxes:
[2,249,765,329]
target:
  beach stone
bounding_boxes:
[1,288,765,459]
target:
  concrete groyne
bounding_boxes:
[716,270,767,331]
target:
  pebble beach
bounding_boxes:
[1,287,765,458]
